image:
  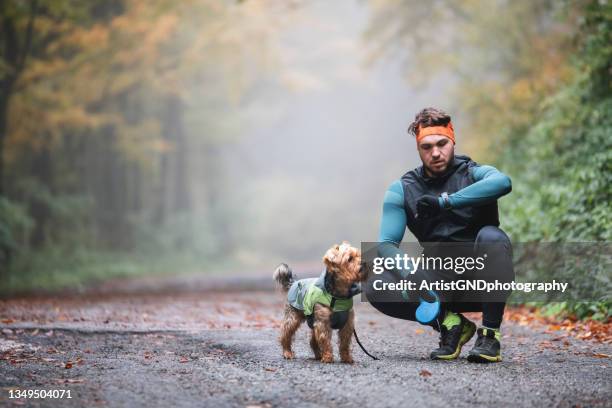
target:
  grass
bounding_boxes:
[0,247,240,296]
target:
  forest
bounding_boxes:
[1,0,610,319]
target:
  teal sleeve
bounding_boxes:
[378,180,406,245]
[443,165,512,209]
[377,181,416,275]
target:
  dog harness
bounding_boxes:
[287,270,361,330]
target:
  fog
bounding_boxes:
[206,1,463,265]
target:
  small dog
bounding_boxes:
[273,242,367,363]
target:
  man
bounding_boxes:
[365,107,514,363]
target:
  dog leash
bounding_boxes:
[328,286,378,360]
[353,328,379,360]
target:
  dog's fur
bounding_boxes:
[273,242,367,363]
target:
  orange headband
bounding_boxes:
[416,122,455,145]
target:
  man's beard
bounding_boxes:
[425,152,454,177]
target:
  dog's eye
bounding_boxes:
[348,255,353,262]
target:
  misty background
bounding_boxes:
[1,0,609,316]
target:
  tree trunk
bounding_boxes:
[0,0,38,195]
[155,96,191,227]
[0,89,10,196]
[29,144,52,247]
[168,97,190,214]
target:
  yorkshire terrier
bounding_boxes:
[273,242,367,363]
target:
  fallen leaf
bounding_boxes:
[539,341,554,349]
[550,335,567,341]
[419,369,432,377]
[65,361,73,369]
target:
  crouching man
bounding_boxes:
[366,107,514,363]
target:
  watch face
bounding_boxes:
[441,192,451,209]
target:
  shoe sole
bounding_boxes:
[467,353,502,363]
[431,321,477,360]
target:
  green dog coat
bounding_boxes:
[287,270,361,330]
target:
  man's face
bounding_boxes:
[417,134,454,176]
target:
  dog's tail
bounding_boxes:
[273,263,294,292]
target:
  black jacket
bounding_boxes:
[400,155,499,243]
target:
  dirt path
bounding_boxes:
[1,284,611,407]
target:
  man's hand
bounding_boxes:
[416,195,441,219]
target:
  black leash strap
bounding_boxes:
[353,328,379,360]
[330,294,377,360]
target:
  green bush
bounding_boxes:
[0,197,34,261]
[498,1,611,319]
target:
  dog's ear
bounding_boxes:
[323,245,340,268]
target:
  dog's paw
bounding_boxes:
[341,357,354,364]
[283,351,294,359]
[321,354,334,363]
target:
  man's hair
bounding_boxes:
[407,107,452,136]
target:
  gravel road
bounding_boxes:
[1,280,610,407]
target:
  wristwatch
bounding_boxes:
[441,192,452,210]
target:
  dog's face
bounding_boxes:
[323,242,366,293]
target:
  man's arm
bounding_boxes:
[377,181,418,275]
[379,180,406,248]
[439,165,512,209]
